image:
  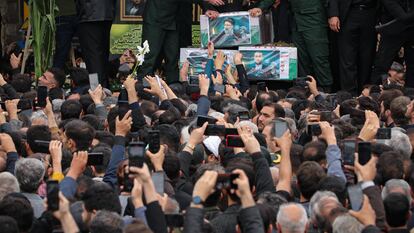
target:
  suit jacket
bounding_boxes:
[75,0,116,22]
[363,185,387,231]
[328,0,379,23]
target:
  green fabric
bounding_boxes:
[290,0,328,31]
[56,0,76,16]
[292,27,333,86]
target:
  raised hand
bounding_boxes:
[115,110,132,137]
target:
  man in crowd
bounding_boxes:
[289,0,333,91]
[328,0,378,95]
[371,0,414,87]
[76,0,116,88]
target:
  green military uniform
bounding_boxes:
[290,0,333,88]
[139,0,195,84]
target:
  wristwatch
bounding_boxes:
[192,196,204,205]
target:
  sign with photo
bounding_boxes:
[200,11,273,48]
[239,47,297,80]
[120,0,146,21]
[179,48,237,79]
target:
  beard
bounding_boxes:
[224,28,233,35]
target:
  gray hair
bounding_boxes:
[332,214,364,233]
[384,129,412,160]
[30,110,48,125]
[238,120,259,133]
[0,172,20,200]
[382,179,412,203]
[277,203,308,233]
[222,103,248,114]
[309,191,340,224]
[14,158,45,193]
[90,210,124,233]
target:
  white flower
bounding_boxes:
[136,54,145,66]
[142,40,150,54]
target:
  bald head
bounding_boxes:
[277,203,308,233]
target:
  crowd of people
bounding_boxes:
[0,36,413,233]
[0,0,412,232]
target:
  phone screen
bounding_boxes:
[89,73,99,91]
[358,142,371,165]
[37,86,48,108]
[47,180,59,211]
[87,153,104,166]
[204,125,225,136]
[214,84,225,94]
[151,172,165,195]
[319,111,332,122]
[197,116,217,127]
[347,185,363,211]
[128,142,146,168]
[226,135,245,148]
[274,120,288,138]
[343,140,356,165]
[148,130,160,154]
[376,128,391,140]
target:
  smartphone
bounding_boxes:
[37,86,48,108]
[123,170,133,192]
[295,77,310,87]
[214,84,226,94]
[238,111,250,121]
[376,128,391,140]
[142,78,151,88]
[151,172,165,195]
[33,140,50,154]
[128,141,146,168]
[189,76,199,86]
[308,123,322,136]
[274,120,288,138]
[47,180,59,211]
[215,173,239,190]
[225,135,245,148]
[118,88,129,119]
[165,214,184,228]
[89,73,99,91]
[0,102,5,110]
[197,116,218,127]
[342,140,356,165]
[148,130,160,154]
[87,152,104,166]
[257,82,267,92]
[357,142,371,165]
[319,111,332,122]
[205,125,226,136]
[347,185,363,211]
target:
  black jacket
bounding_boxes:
[75,0,116,23]
[378,0,414,34]
[328,0,379,22]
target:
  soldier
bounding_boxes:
[328,0,378,95]
[290,0,333,91]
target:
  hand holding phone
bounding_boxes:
[376,128,391,140]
